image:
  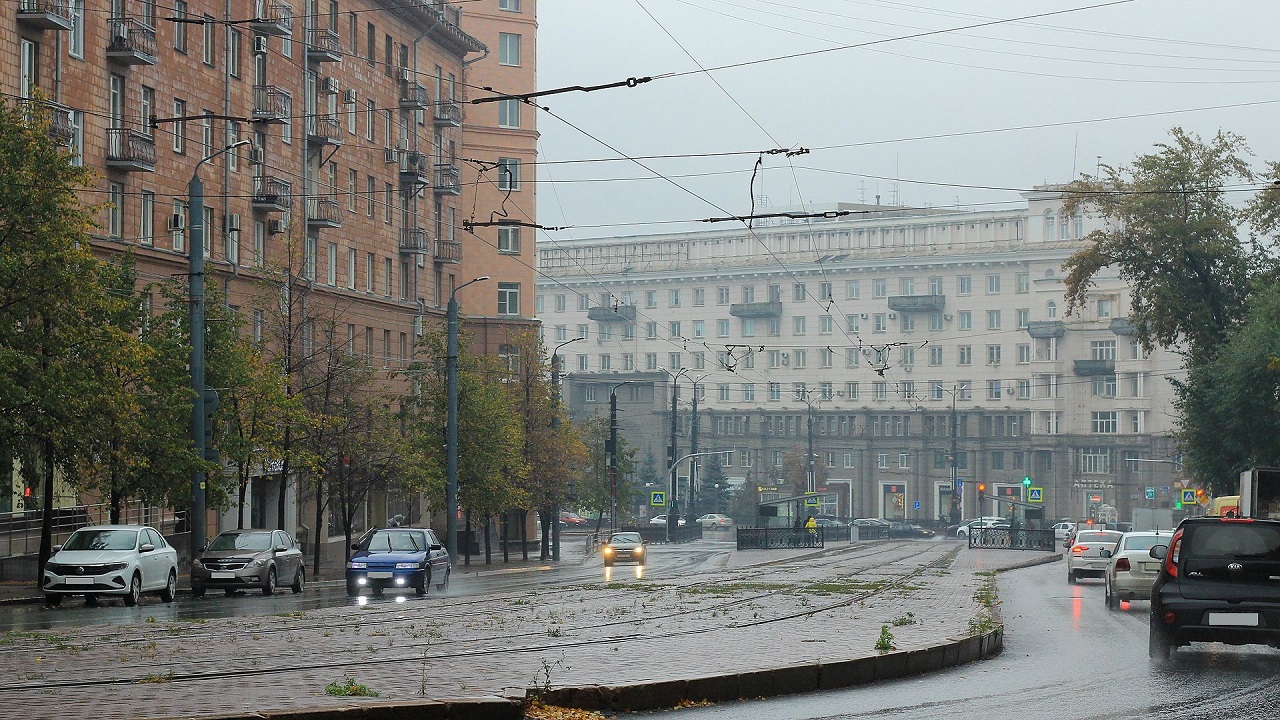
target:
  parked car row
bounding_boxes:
[43,524,454,607]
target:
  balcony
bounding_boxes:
[887,294,945,313]
[306,114,342,147]
[251,176,292,213]
[433,163,461,195]
[21,99,74,144]
[250,1,293,37]
[399,152,430,189]
[106,17,157,66]
[399,83,428,110]
[1110,317,1137,336]
[104,128,155,172]
[1026,320,1066,339]
[18,0,73,30]
[588,305,638,323]
[399,228,430,254]
[306,28,342,63]
[434,238,462,264]
[434,100,461,127]
[252,86,291,124]
[729,301,783,318]
[305,198,341,228]
[1073,358,1116,376]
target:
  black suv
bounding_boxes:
[1149,516,1280,660]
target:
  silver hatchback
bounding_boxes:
[192,529,305,597]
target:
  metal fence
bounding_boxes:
[0,502,179,559]
[968,527,1056,551]
[736,526,826,550]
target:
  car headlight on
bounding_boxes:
[634,547,644,554]
[602,546,614,554]
[395,562,420,569]
[347,561,367,569]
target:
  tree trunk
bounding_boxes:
[238,463,248,529]
[109,479,120,525]
[539,507,551,561]
[311,471,325,577]
[464,510,471,566]
[502,512,509,563]
[37,438,56,586]
[483,513,492,565]
[277,425,291,531]
[520,511,529,561]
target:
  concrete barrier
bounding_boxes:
[169,697,522,720]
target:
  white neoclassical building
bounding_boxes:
[536,189,1186,527]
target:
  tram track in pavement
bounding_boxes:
[0,540,958,694]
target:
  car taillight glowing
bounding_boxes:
[1115,557,1130,571]
[1071,545,1087,554]
[1165,530,1182,578]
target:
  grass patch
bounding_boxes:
[136,670,174,685]
[325,676,379,697]
[803,580,887,594]
[680,582,791,595]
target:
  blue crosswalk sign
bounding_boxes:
[650,491,666,506]
[1028,487,1043,502]
[1181,489,1197,504]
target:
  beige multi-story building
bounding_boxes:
[537,190,1186,526]
[3,1,537,542]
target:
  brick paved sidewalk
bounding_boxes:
[0,540,1057,720]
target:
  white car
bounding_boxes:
[1051,521,1075,544]
[648,515,685,526]
[43,525,179,607]
[1101,531,1172,608]
[697,513,733,527]
[956,517,1006,538]
[1066,529,1124,583]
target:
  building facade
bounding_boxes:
[537,191,1186,526]
[3,0,537,544]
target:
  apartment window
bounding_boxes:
[498,33,521,66]
[346,248,357,289]
[497,283,520,315]
[987,310,1001,330]
[1017,308,1030,329]
[497,158,521,190]
[139,191,154,245]
[987,273,1001,294]
[1097,299,1112,318]
[498,98,520,128]
[845,348,860,368]
[958,345,972,366]
[741,318,756,337]
[741,285,755,302]
[1017,379,1031,399]
[791,283,805,302]
[987,380,1002,400]
[900,314,915,333]
[107,182,124,238]
[226,123,240,170]
[929,346,943,365]
[599,355,611,371]
[1017,344,1031,364]
[873,314,887,332]
[384,183,392,223]
[931,382,944,401]
[1091,339,1117,360]
[899,453,911,469]
[68,109,83,165]
[692,320,705,339]
[958,311,972,330]
[668,352,681,370]
[499,0,521,10]
[987,345,1001,365]
[228,29,242,78]
[668,321,681,339]
[717,287,730,305]
[768,383,781,401]
[846,314,860,333]
[717,319,730,337]
[253,221,264,267]
[793,316,806,335]
[845,381,859,399]
[174,0,188,52]
[669,289,681,307]
[958,275,972,295]
[1016,272,1030,293]
[364,176,375,217]
[820,348,834,368]
[846,280,860,299]
[1092,376,1117,398]
[878,453,890,469]
[582,381,595,398]
[743,383,755,402]
[139,86,155,138]
[1081,447,1112,474]
[873,278,887,298]
[347,169,357,211]
[793,350,806,368]
[874,382,888,400]
[498,225,520,254]
[69,0,86,57]
[172,200,187,252]
[326,243,337,285]
[843,453,854,468]
[200,113,213,159]
[645,353,657,370]
[203,15,216,65]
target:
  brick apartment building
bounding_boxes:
[2,0,538,547]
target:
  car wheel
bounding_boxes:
[436,570,449,592]
[224,588,237,597]
[44,593,62,607]
[192,584,206,598]
[1067,568,1076,584]
[262,567,277,596]
[84,594,99,606]
[291,567,305,594]
[415,571,428,596]
[371,584,384,596]
[1105,582,1118,609]
[1149,624,1172,661]
[345,581,360,597]
[160,570,177,603]
[123,574,141,606]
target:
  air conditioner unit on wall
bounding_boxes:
[888,313,897,320]
[383,147,397,163]
[319,77,339,95]
[342,89,357,105]
[168,214,185,231]
[253,36,268,55]
[226,213,241,232]
[266,219,285,235]
[398,68,412,83]
[249,147,264,165]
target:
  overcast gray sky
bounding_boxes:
[532,0,1280,237]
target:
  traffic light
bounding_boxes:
[977,483,986,504]
[1022,475,1032,488]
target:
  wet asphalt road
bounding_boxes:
[624,559,1280,720]
[0,539,731,632]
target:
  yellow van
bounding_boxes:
[1209,495,1240,517]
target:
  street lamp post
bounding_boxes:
[608,380,633,536]
[446,276,490,565]
[664,451,719,543]
[188,139,250,562]
[550,337,584,561]
[662,368,689,539]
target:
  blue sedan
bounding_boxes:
[346,527,451,597]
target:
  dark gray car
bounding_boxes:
[192,529,305,597]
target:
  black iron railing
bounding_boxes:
[968,527,1056,551]
[736,526,825,550]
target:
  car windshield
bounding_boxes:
[208,532,273,552]
[363,530,425,552]
[1120,535,1169,552]
[611,533,641,544]
[63,529,138,551]
[1187,524,1280,559]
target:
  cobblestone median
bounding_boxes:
[0,542,1053,720]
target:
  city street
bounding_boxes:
[0,537,1001,720]
[627,560,1280,720]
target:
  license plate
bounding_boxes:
[211,572,235,579]
[367,571,393,579]
[1207,612,1260,626]
[1140,562,1159,572]
[65,577,95,586]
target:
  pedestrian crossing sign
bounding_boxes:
[650,491,666,506]
[1028,487,1044,502]
[1181,489,1197,504]
[804,493,820,507]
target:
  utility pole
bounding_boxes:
[950,383,961,523]
[664,368,688,538]
[686,382,700,527]
[549,337,583,561]
[446,276,489,565]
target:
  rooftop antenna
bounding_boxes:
[1072,131,1079,179]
